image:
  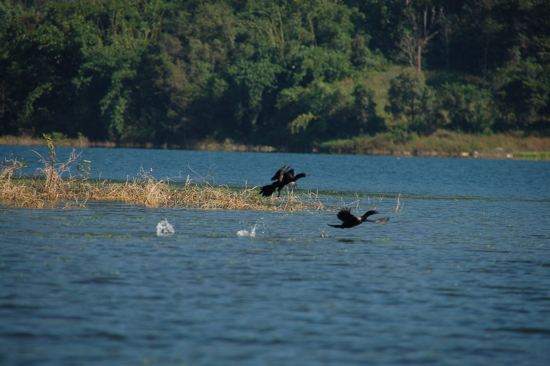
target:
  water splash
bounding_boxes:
[237,220,264,237]
[237,226,256,237]
[156,219,175,236]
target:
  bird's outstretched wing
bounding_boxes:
[336,208,355,223]
[285,169,295,180]
[271,165,290,181]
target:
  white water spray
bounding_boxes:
[237,220,264,237]
[156,219,175,236]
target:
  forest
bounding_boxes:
[1,0,549,152]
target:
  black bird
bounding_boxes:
[328,208,389,229]
[260,165,310,197]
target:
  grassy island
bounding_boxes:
[1,139,326,211]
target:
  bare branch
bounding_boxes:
[401,0,443,71]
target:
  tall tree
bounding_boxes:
[398,0,442,71]
[386,68,437,134]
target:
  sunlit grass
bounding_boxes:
[321,129,550,159]
[513,151,550,160]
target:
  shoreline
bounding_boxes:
[1,133,549,160]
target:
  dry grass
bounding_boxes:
[0,141,326,211]
[1,174,327,211]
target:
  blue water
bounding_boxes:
[3,145,549,200]
[1,145,550,365]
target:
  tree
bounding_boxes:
[72,0,166,141]
[0,0,168,141]
[2,0,550,147]
[0,10,85,136]
[398,0,442,71]
[218,0,357,147]
[386,68,438,134]
[350,84,384,134]
[441,83,496,133]
[495,60,550,131]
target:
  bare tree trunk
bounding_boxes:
[438,10,452,70]
[417,43,422,71]
[402,0,442,72]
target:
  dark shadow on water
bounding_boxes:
[337,238,355,243]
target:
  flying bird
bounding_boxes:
[328,208,389,229]
[260,165,310,197]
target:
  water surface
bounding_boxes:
[1,146,549,365]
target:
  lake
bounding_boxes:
[1,145,549,365]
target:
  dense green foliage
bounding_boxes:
[1,0,549,150]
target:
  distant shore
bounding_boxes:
[1,131,549,160]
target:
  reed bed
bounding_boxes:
[0,143,326,211]
[0,176,327,211]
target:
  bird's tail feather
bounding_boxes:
[260,184,277,197]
